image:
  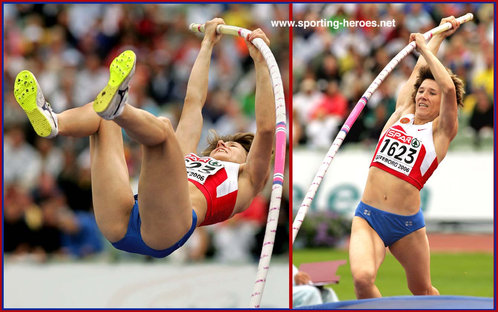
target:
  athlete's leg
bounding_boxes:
[113,105,180,146]
[92,49,177,147]
[135,117,195,250]
[56,105,190,249]
[89,119,135,242]
[57,103,101,137]
[389,227,439,295]
[93,49,195,250]
[349,217,387,299]
[114,108,194,249]
[15,70,134,243]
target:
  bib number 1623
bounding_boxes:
[379,138,418,164]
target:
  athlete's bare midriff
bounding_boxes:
[188,182,208,226]
[362,167,421,215]
[187,165,247,226]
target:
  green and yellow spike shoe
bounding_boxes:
[14,70,58,138]
[93,50,136,120]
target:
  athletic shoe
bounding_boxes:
[93,50,136,120]
[14,70,58,138]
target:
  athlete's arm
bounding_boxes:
[394,17,460,113]
[243,29,275,194]
[414,33,458,158]
[175,18,224,155]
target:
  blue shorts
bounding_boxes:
[111,195,197,258]
[354,201,425,247]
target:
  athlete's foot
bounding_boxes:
[93,50,136,120]
[14,70,58,138]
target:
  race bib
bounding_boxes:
[373,129,422,175]
[185,154,224,184]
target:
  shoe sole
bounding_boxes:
[14,70,54,138]
[93,50,136,116]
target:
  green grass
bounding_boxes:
[293,248,494,301]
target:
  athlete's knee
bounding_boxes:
[157,116,170,125]
[158,116,174,133]
[154,116,175,143]
[352,270,377,292]
[92,117,117,137]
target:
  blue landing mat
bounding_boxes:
[299,295,494,309]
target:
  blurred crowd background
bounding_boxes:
[3,3,289,263]
[293,3,494,151]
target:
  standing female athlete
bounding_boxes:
[14,18,275,258]
[349,16,465,298]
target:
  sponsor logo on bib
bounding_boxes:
[185,154,224,184]
[411,138,421,148]
[374,129,421,175]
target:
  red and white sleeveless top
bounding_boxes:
[185,153,239,226]
[370,114,438,190]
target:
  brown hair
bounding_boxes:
[201,130,255,156]
[411,66,465,108]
